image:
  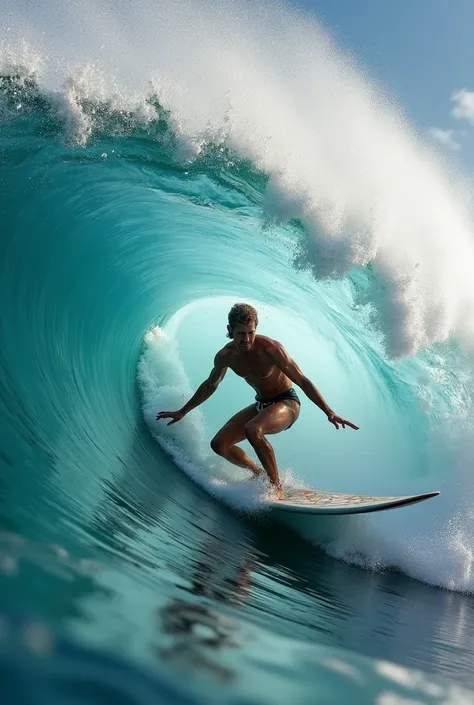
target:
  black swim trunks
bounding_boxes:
[254,387,301,414]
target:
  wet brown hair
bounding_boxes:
[227,303,258,337]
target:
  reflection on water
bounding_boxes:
[3,429,474,693]
[157,534,254,682]
[158,601,237,681]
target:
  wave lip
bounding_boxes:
[4,0,474,360]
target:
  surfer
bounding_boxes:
[156,303,358,499]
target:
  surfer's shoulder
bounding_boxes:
[257,335,283,352]
[214,344,233,366]
[257,336,290,364]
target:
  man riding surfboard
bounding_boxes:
[157,303,358,499]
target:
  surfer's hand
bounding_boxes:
[156,410,185,426]
[327,412,359,431]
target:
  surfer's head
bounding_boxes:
[227,303,258,351]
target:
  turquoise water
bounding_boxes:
[3,1,474,702]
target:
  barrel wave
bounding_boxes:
[2,1,474,703]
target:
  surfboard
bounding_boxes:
[269,488,440,515]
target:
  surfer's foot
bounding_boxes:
[271,485,285,500]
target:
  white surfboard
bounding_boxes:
[269,488,440,515]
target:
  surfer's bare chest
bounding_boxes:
[222,343,290,397]
[228,350,276,381]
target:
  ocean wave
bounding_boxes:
[2,3,474,699]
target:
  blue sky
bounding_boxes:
[296,0,474,167]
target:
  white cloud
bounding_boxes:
[451,89,474,125]
[428,127,461,151]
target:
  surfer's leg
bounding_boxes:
[210,404,262,475]
[244,401,300,496]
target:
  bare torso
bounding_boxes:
[220,335,292,401]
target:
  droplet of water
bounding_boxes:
[23,622,54,656]
[51,545,69,559]
[0,554,17,577]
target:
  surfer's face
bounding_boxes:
[229,322,256,352]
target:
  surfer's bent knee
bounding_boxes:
[244,423,263,444]
[210,436,229,456]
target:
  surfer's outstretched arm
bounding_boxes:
[181,352,228,415]
[267,343,359,431]
[156,351,228,425]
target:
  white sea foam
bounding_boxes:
[3,0,474,358]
